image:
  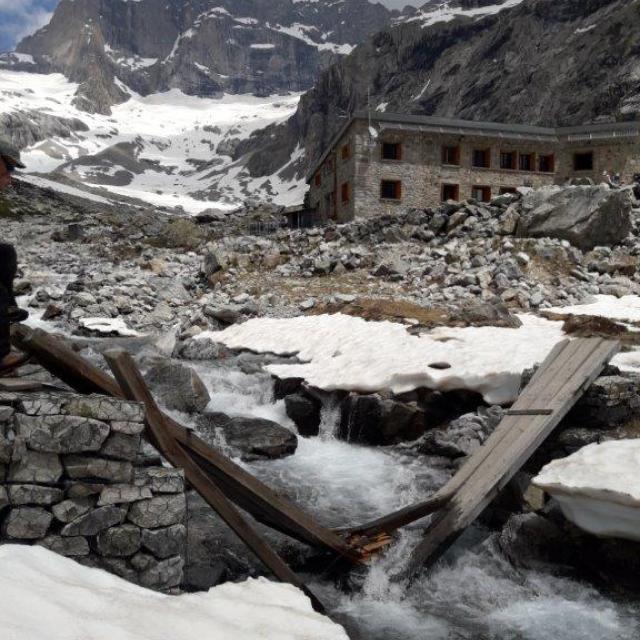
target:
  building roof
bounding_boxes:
[306,112,640,182]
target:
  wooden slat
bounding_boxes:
[104,349,326,613]
[404,338,618,577]
[12,325,354,558]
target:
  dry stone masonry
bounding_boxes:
[0,391,187,592]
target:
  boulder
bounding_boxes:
[39,535,90,557]
[284,393,322,437]
[127,494,186,529]
[141,524,187,559]
[9,450,63,484]
[196,412,298,461]
[456,299,523,328]
[61,506,127,536]
[145,361,210,413]
[8,484,64,506]
[517,185,632,250]
[3,507,53,539]
[338,394,425,445]
[96,524,142,557]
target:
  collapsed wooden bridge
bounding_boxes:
[8,325,619,611]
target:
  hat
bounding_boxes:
[0,137,25,169]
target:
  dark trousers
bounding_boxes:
[0,243,17,359]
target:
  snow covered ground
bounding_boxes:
[397,0,526,28]
[0,70,304,213]
[533,440,640,541]
[0,545,348,640]
[203,313,566,404]
[548,295,640,324]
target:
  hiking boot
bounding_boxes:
[0,351,30,373]
[5,306,28,323]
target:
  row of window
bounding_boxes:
[381,142,595,173]
[378,180,515,203]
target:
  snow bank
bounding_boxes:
[202,313,566,404]
[0,545,348,640]
[547,295,640,324]
[533,440,640,541]
[80,317,141,337]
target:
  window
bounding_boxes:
[472,149,491,168]
[314,173,321,187]
[441,183,460,202]
[380,180,402,200]
[341,143,351,161]
[519,153,534,172]
[499,187,518,195]
[441,145,460,166]
[574,152,594,171]
[500,151,517,170]
[341,181,350,204]
[538,154,555,173]
[381,142,402,161]
[471,185,491,203]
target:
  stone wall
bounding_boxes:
[0,391,187,592]
[306,118,640,221]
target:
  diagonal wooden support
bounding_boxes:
[12,325,356,559]
[103,348,327,613]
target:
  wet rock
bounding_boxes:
[96,524,142,557]
[145,360,211,413]
[141,524,186,559]
[196,412,298,461]
[338,394,426,445]
[3,507,53,539]
[61,506,127,536]
[127,494,186,528]
[284,393,322,437]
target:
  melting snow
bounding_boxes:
[547,295,640,324]
[0,545,348,640]
[202,313,566,404]
[534,440,640,541]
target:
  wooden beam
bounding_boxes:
[103,349,326,613]
[403,338,619,578]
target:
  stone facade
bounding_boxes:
[307,114,640,222]
[0,390,187,592]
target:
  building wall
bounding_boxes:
[307,118,640,222]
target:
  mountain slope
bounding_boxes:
[11,0,397,114]
[243,0,640,184]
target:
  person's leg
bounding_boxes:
[0,243,18,307]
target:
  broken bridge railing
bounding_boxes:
[10,326,619,609]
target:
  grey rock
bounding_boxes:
[64,396,146,423]
[9,450,63,484]
[135,468,185,494]
[38,535,90,557]
[284,393,322,437]
[8,484,64,506]
[137,555,184,590]
[100,432,141,461]
[98,484,153,506]
[518,186,633,251]
[61,506,127,536]
[0,486,8,511]
[110,421,145,436]
[141,524,186,559]
[3,507,52,539]
[127,494,186,528]
[64,455,134,482]
[96,524,142,557]
[16,414,110,454]
[145,361,211,413]
[196,412,298,461]
[52,497,94,523]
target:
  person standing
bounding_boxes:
[0,138,29,369]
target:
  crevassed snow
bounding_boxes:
[0,545,348,640]
[533,440,640,541]
[0,69,303,213]
[201,313,566,404]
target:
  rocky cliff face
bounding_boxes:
[13,0,396,114]
[242,0,640,182]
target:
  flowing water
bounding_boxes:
[193,361,640,639]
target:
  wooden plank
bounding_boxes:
[12,326,354,558]
[403,338,618,577]
[103,349,326,613]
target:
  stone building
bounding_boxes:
[306,112,640,222]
